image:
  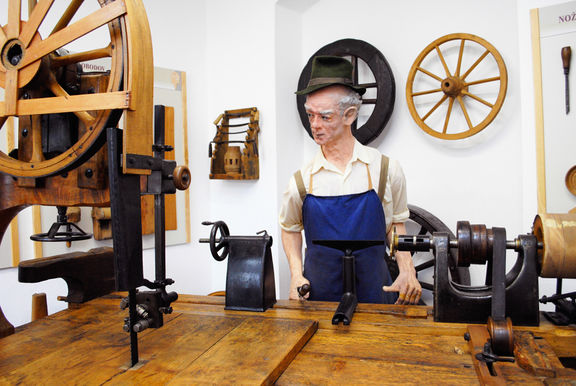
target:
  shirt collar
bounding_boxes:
[310,139,370,174]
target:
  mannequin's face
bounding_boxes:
[305,86,357,146]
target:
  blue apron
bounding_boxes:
[301,165,397,304]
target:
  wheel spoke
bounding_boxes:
[422,94,448,121]
[456,95,473,129]
[51,0,85,35]
[0,116,7,130]
[20,0,54,48]
[415,259,435,271]
[455,39,465,77]
[46,72,95,124]
[417,226,428,236]
[7,0,21,39]
[411,88,442,97]
[442,97,455,134]
[417,67,443,82]
[465,76,500,86]
[215,242,225,252]
[28,0,36,16]
[461,49,489,80]
[420,282,434,291]
[462,90,494,108]
[29,115,44,162]
[435,45,452,77]
[0,25,7,44]
[5,69,18,116]
[51,44,112,67]
[19,0,126,69]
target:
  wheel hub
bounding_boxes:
[0,23,43,89]
[441,76,466,98]
[2,39,25,68]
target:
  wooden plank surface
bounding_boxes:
[168,318,317,385]
[1,294,575,384]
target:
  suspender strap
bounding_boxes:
[294,170,307,201]
[378,155,389,203]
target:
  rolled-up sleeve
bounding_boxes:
[390,160,409,224]
[279,176,304,232]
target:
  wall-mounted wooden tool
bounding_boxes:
[562,46,571,114]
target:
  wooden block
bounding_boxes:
[31,293,48,321]
[168,318,318,384]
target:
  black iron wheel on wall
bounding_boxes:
[296,38,395,145]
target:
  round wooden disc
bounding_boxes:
[565,165,576,196]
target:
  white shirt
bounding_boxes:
[279,140,409,233]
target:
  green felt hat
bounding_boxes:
[296,55,366,96]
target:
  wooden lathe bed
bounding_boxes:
[1,294,576,384]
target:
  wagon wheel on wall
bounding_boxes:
[0,0,149,178]
[297,38,395,145]
[406,204,470,304]
[406,33,507,140]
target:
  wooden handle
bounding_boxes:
[562,46,572,72]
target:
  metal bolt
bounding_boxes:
[84,169,93,178]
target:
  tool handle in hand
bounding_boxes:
[562,46,572,73]
[297,283,311,297]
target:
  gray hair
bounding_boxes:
[337,87,362,118]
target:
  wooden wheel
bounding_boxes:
[406,33,507,140]
[297,39,395,145]
[0,0,150,177]
[405,204,470,304]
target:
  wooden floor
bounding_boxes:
[2,294,576,384]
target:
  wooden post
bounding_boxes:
[31,292,48,321]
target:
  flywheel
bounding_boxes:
[406,33,507,140]
[0,0,151,178]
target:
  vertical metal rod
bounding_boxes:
[153,105,167,281]
[128,289,139,366]
[555,278,563,313]
[154,194,166,281]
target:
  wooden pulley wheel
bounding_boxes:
[566,165,576,196]
[297,39,395,145]
[0,0,151,177]
[406,33,508,140]
[173,165,191,191]
[487,317,514,356]
[533,213,576,278]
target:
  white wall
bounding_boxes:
[0,0,572,326]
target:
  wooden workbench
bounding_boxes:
[1,294,576,384]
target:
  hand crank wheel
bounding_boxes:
[406,204,470,303]
[406,33,507,140]
[208,221,230,262]
[297,38,395,145]
[0,0,145,177]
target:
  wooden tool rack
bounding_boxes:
[209,107,260,180]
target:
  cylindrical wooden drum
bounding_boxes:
[533,213,576,278]
[224,146,242,174]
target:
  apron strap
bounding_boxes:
[365,163,373,190]
[294,170,307,201]
[377,155,389,203]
